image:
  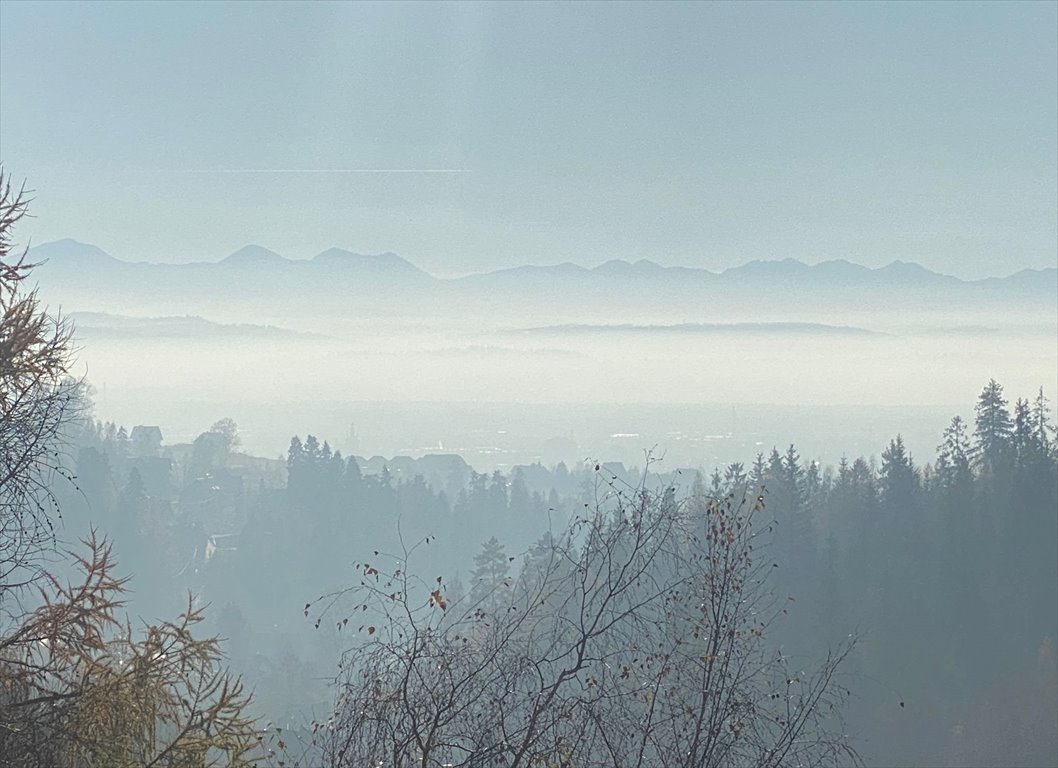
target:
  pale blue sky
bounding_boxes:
[1,1,1055,277]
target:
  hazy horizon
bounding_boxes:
[2,2,1056,278]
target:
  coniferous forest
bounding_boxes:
[32,370,1057,766]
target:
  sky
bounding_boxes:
[1,1,1055,278]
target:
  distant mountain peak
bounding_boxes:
[880,259,931,274]
[221,244,285,264]
[717,257,958,284]
[27,239,118,265]
[312,248,422,272]
[45,237,89,248]
[594,258,665,275]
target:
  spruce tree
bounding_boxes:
[880,435,918,510]
[470,536,511,614]
[973,379,1014,470]
[1032,388,1055,458]
[936,416,972,492]
[724,461,746,487]
[750,452,767,490]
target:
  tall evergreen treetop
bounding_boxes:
[1032,388,1055,456]
[470,536,511,613]
[880,435,919,510]
[973,379,1014,468]
[936,416,972,492]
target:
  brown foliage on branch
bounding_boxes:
[0,534,260,767]
[0,170,261,767]
[0,171,78,593]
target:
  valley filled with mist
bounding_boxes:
[34,239,1058,470]
[2,2,1056,766]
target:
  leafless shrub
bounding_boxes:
[310,469,860,768]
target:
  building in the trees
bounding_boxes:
[130,424,163,457]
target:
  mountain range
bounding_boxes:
[27,238,1055,285]
[26,239,1058,325]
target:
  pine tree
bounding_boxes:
[287,436,307,502]
[783,443,805,499]
[805,460,822,502]
[768,447,783,480]
[850,457,878,511]
[973,379,1014,470]
[488,470,509,515]
[936,416,972,493]
[709,467,724,497]
[509,469,531,518]
[880,435,919,509]
[304,434,323,465]
[1032,388,1055,458]
[724,462,746,488]
[750,452,767,491]
[287,435,304,470]
[836,455,851,489]
[470,536,511,614]
[1012,398,1037,472]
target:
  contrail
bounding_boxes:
[171,168,470,174]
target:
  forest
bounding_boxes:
[54,382,1058,766]
[1,171,1056,765]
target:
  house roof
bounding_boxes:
[131,425,163,440]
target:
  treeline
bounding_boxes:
[737,381,1057,766]
[48,379,1058,765]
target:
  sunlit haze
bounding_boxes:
[0,3,1056,766]
[1,1,1056,277]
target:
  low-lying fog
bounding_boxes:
[72,311,1057,469]
[30,239,1053,469]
